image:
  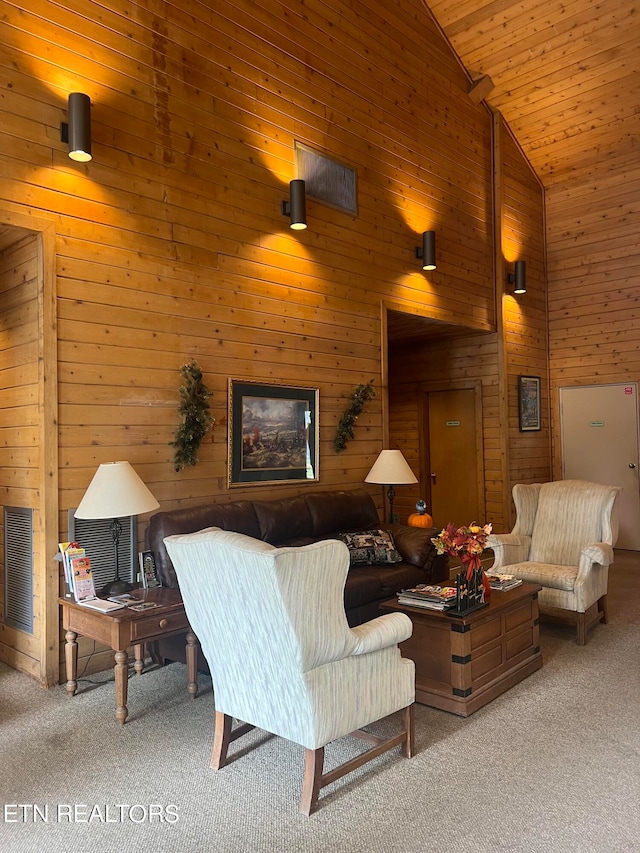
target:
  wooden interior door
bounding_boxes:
[426,389,481,529]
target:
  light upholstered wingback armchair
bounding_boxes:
[164,528,415,815]
[487,480,621,645]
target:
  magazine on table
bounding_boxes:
[397,595,454,611]
[108,593,139,606]
[58,541,128,611]
[485,573,523,591]
[70,555,96,603]
[397,584,458,610]
[58,541,86,597]
[78,598,126,612]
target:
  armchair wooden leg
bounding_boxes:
[576,612,587,645]
[402,703,414,758]
[300,747,324,816]
[211,711,233,770]
[299,704,414,815]
[598,594,609,624]
[212,707,414,815]
[210,711,255,770]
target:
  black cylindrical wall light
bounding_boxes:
[509,260,526,294]
[61,93,92,162]
[281,179,307,230]
[415,230,436,271]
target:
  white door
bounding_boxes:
[560,383,640,550]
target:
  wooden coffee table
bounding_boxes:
[60,587,198,724]
[381,582,543,716]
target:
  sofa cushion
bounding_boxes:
[275,537,315,548]
[253,495,314,544]
[381,522,441,570]
[500,561,577,591]
[343,567,389,611]
[305,488,379,537]
[343,562,426,610]
[338,529,402,566]
[371,563,426,597]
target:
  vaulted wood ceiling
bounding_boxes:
[425,0,640,188]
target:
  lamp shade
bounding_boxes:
[74,461,159,520]
[365,450,418,486]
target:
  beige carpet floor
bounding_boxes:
[1,550,639,852]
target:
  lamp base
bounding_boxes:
[101,578,133,597]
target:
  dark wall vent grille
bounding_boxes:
[68,511,137,592]
[4,506,34,633]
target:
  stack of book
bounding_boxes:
[485,572,523,591]
[397,584,458,611]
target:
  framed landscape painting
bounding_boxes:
[518,375,542,432]
[228,380,319,486]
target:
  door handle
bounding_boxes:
[430,472,437,484]
[629,463,637,469]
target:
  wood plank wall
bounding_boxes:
[546,156,640,476]
[2,0,492,505]
[0,233,42,677]
[388,117,550,533]
[0,0,547,680]
[500,123,551,501]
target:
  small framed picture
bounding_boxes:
[139,551,161,589]
[518,376,542,432]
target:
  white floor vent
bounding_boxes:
[4,506,34,633]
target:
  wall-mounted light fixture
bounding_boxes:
[281,179,307,230]
[60,93,92,162]
[508,260,526,294]
[415,230,436,271]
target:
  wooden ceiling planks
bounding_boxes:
[424,0,640,186]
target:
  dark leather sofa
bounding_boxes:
[146,488,447,671]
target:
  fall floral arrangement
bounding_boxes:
[431,522,493,577]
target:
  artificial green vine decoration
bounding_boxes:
[333,379,376,453]
[170,360,215,472]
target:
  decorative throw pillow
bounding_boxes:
[338,529,403,566]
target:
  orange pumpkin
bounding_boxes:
[408,500,433,527]
[408,511,433,527]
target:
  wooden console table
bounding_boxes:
[381,582,542,716]
[60,588,198,724]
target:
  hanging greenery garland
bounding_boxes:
[333,379,376,453]
[170,360,215,472]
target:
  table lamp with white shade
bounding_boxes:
[365,449,418,523]
[74,461,160,596]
